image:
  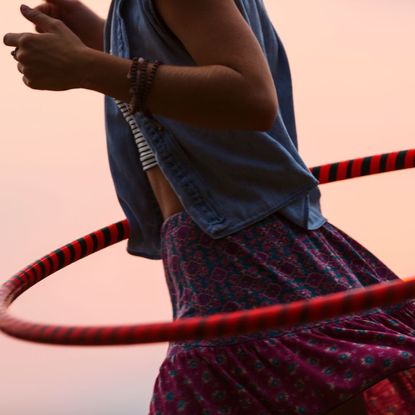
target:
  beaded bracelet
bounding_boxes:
[137,57,149,114]
[127,57,163,118]
[142,60,162,118]
[127,57,139,114]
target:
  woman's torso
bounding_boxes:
[103,0,328,258]
[146,165,184,221]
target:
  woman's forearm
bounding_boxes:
[85,17,106,51]
[81,49,277,131]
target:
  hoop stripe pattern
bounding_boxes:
[1,149,414,346]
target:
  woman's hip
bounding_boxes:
[160,209,401,321]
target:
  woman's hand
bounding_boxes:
[3,5,91,91]
[32,0,105,51]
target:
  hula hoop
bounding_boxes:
[1,149,414,346]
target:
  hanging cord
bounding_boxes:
[115,98,158,171]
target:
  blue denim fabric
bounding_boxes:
[103,0,327,259]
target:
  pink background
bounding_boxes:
[1,1,414,413]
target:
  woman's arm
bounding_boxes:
[81,53,277,131]
[32,0,106,51]
[83,0,278,131]
[4,1,278,131]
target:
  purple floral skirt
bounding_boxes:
[148,209,415,415]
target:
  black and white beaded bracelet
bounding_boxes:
[115,99,158,171]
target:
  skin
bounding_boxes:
[3,0,278,220]
[3,2,278,130]
[31,0,106,51]
[3,2,369,411]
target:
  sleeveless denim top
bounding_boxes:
[103,0,327,259]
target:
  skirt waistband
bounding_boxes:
[161,210,188,237]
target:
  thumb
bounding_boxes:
[20,4,61,32]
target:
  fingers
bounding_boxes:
[46,0,70,4]
[22,76,30,87]
[33,2,60,19]
[3,32,27,47]
[33,4,53,14]
[34,26,46,34]
[11,48,19,61]
[20,4,62,33]
[32,4,59,33]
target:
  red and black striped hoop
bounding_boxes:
[1,149,414,346]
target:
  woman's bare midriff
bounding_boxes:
[145,165,184,221]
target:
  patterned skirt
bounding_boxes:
[148,209,415,415]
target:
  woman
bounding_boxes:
[4,1,415,413]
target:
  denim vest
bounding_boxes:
[103,0,327,259]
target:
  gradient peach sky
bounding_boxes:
[1,1,414,414]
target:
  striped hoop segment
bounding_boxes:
[1,149,414,346]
